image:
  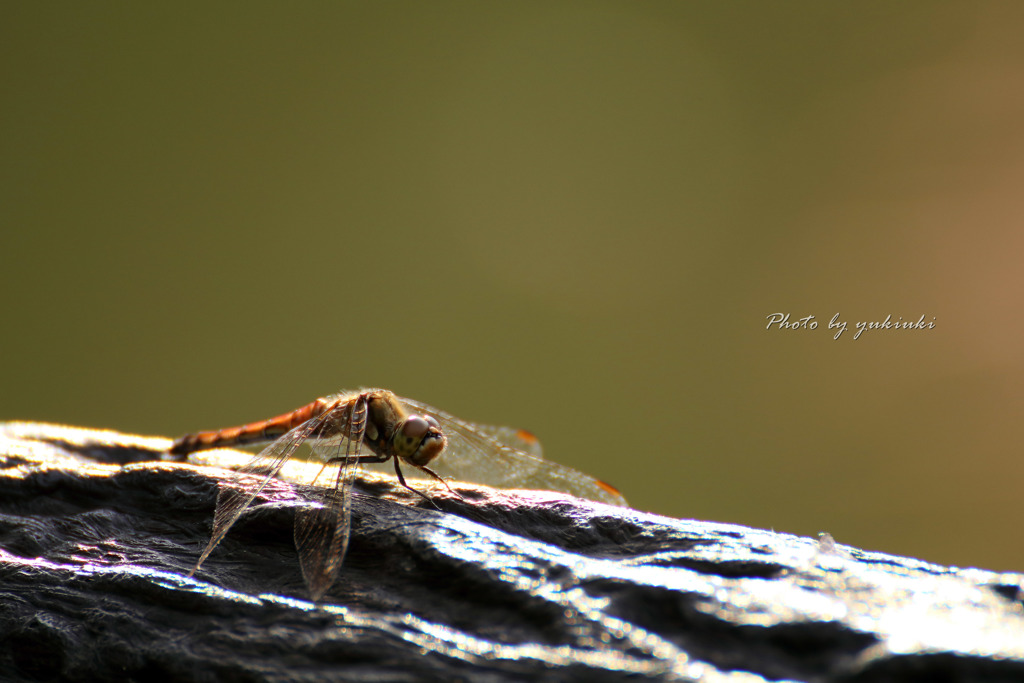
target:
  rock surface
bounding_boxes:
[1,422,1022,682]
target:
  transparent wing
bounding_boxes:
[293,396,367,602]
[188,410,332,577]
[461,423,544,459]
[400,398,627,507]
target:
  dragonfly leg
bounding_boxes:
[323,454,391,466]
[315,453,391,484]
[393,459,442,510]
[414,464,465,501]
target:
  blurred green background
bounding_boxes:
[3,3,1023,571]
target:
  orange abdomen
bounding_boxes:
[169,398,330,458]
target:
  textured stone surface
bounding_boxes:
[1,422,1022,682]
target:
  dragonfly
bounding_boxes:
[169,388,626,601]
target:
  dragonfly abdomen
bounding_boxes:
[169,398,332,458]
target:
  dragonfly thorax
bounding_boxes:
[361,391,447,468]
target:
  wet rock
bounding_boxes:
[1,422,1022,682]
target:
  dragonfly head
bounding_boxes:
[392,414,447,467]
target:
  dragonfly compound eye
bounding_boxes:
[393,415,446,466]
[402,415,430,439]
